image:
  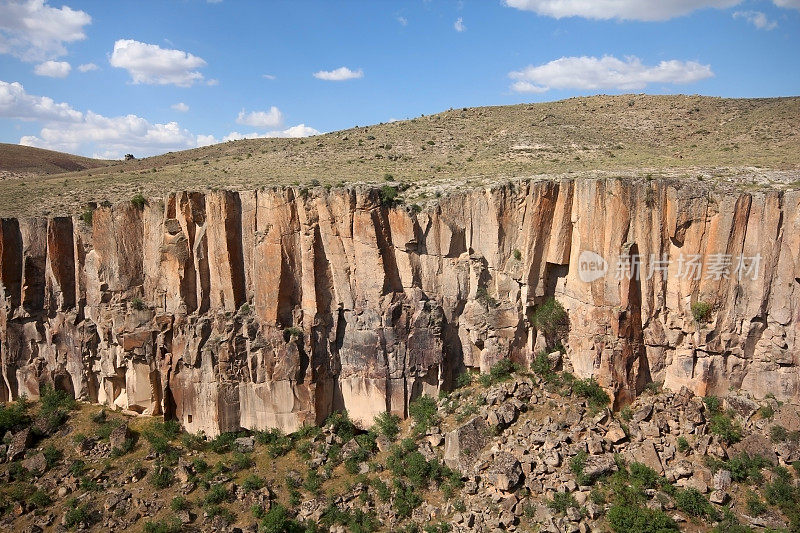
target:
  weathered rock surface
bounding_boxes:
[1,179,799,434]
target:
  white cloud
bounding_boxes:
[504,0,741,20]
[509,55,714,92]
[0,0,91,61]
[773,0,800,9]
[171,102,189,112]
[2,80,215,158]
[77,62,98,72]
[223,124,320,142]
[262,73,276,80]
[733,10,778,29]
[34,60,71,78]
[313,66,363,81]
[0,80,82,121]
[206,78,219,86]
[397,16,408,26]
[454,17,466,31]
[236,107,283,129]
[109,39,207,87]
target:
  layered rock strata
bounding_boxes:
[0,179,798,434]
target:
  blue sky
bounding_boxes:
[0,0,798,158]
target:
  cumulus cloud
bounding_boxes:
[504,0,741,20]
[2,80,215,158]
[313,66,363,81]
[77,62,98,72]
[34,59,71,77]
[171,102,189,112]
[454,17,466,31]
[236,107,283,128]
[0,0,91,61]
[733,10,778,29]
[0,80,82,121]
[509,55,714,92]
[222,124,320,142]
[505,0,800,19]
[109,39,207,87]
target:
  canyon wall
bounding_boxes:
[0,179,798,435]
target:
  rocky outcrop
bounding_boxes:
[1,179,798,435]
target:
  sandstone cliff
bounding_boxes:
[1,179,798,435]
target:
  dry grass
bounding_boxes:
[1,94,799,217]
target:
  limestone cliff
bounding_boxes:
[1,179,798,435]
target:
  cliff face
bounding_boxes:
[1,179,798,435]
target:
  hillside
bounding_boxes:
[0,94,798,217]
[0,143,110,178]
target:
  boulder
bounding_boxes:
[486,452,523,491]
[582,454,618,480]
[729,434,777,465]
[109,423,131,451]
[443,417,489,472]
[6,428,33,461]
[21,452,47,475]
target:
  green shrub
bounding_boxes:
[242,474,266,492]
[531,297,568,348]
[283,326,303,342]
[393,479,423,518]
[723,453,771,483]
[547,491,578,514]
[42,444,62,469]
[475,285,498,308]
[709,412,742,445]
[209,432,237,454]
[80,209,93,226]
[408,396,438,433]
[771,425,789,443]
[691,301,712,323]
[572,377,610,408]
[379,185,400,206]
[149,463,174,489]
[703,396,721,413]
[303,469,323,493]
[170,496,190,512]
[27,489,52,510]
[374,411,401,441]
[0,397,30,435]
[455,371,473,388]
[489,359,520,383]
[607,503,679,532]
[259,503,304,533]
[130,297,146,310]
[64,498,90,529]
[747,492,767,516]
[204,484,229,505]
[143,517,182,533]
[675,488,717,519]
[570,450,591,485]
[131,193,146,209]
[677,437,690,453]
[324,411,357,443]
[38,385,76,432]
[760,404,775,419]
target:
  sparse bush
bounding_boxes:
[130,297,146,310]
[513,249,522,261]
[80,209,93,226]
[64,499,90,529]
[455,371,473,388]
[149,463,174,489]
[531,297,568,349]
[572,377,610,409]
[677,437,690,453]
[42,444,62,469]
[703,395,721,413]
[379,185,400,206]
[475,285,498,308]
[243,474,266,492]
[691,301,712,324]
[204,484,229,505]
[283,326,303,342]
[131,193,146,209]
[408,396,438,434]
[548,491,578,514]
[607,503,679,532]
[0,397,30,435]
[27,489,52,510]
[143,517,182,533]
[374,411,401,441]
[709,412,742,445]
[746,492,767,516]
[771,425,789,443]
[170,496,190,512]
[489,358,519,383]
[760,404,775,419]
[325,411,357,443]
[259,503,304,533]
[675,488,717,519]
[209,432,237,454]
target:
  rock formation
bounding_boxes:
[0,178,798,435]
